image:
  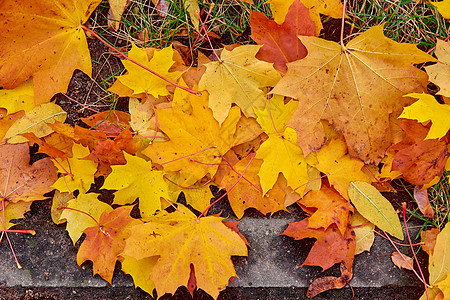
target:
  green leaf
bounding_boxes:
[348,181,404,240]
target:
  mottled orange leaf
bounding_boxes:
[391,119,449,185]
[0,0,101,104]
[0,143,57,202]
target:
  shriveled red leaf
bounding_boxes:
[306,264,353,298]
[414,185,434,219]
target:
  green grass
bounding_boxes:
[347,0,450,50]
[113,0,270,51]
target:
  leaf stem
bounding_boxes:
[402,203,429,298]
[197,151,257,220]
[81,25,201,96]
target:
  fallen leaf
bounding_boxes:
[216,155,287,219]
[282,219,355,271]
[0,143,57,202]
[429,222,450,285]
[348,181,404,240]
[199,45,281,125]
[414,185,434,219]
[108,0,129,30]
[351,211,375,255]
[1,201,33,230]
[102,152,169,219]
[81,110,131,136]
[51,191,70,225]
[306,263,353,298]
[306,138,370,199]
[77,206,141,283]
[298,184,354,235]
[431,0,450,19]
[391,119,449,186]
[52,143,98,193]
[60,192,113,244]
[250,0,315,73]
[122,205,248,299]
[114,44,183,97]
[4,103,66,144]
[183,0,200,30]
[391,251,414,271]
[141,90,240,186]
[0,79,35,114]
[255,127,309,194]
[400,93,450,140]
[271,25,434,163]
[426,39,450,96]
[0,0,102,104]
[120,255,158,294]
[267,0,343,35]
[421,227,440,256]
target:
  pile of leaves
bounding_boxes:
[1,0,450,298]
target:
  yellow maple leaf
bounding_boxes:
[255,127,309,194]
[399,93,450,140]
[115,43,183,97]
[426,39,450,97]
[102,152,169,219]
[121,255,158,294]
[254,97,308,194]
[0,0,101,104]
[142,91,241,186]
[199,45,281,125]
[271,25,434,163]
[122,205,248,299]
[0,79,35,114]
[420,222,450,299]
[306,138,370,199]
[267,0,343,35]
[52,143,97,193]
[60,192,113,244]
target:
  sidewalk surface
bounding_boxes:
[0,196,425,300]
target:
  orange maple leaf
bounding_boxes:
[250,0,315,73]
[282,219,355,271]
[77,206,142,283]
[297,184,354,235]
[0,0,101,104]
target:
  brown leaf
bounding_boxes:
[391,251,414,270]
[414,185,434,219]
[421,227,440,256]
[307,264,353,298]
